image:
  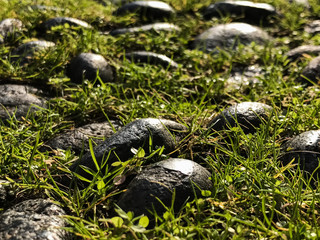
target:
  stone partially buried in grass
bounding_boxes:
[0,18,24,43]
[192,22,271,54]
[118,158,213,218]
[43,17,92,30]
[67,53,114,83]
[208,102,273,133]
[304,20,320,35]
[0,199,69,240]
[124,51,178,68]
[286,45,320,61]
[300,56,320,85]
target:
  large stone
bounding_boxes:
[300,56,320,85]
[43,17,92,30]
[0,18,23,43]
[113,1,175,20]
[0,84,46,120]
[68,118,187,185]
[67,53,114,83]
[123,51,178,68]
[118,158,213,218]
[109,22,180,36]
[192,22,271,54]
[0,199,69,240]
[207,102,273,133]
[286,45,320,61]
[203,0,277,22]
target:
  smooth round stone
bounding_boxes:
[300,56,320,85]
[118,158,213,217]
[203,0,277,21]
[305,20,320,35]
[43,121,122,154]
[68,118,188,184]
[113,1,175,20]
[124,51,178,68]
[192,22,271,54]
[0,84,46,120]
[286,45,320,61]
[226,65,262,89]
[43,17,92,30]
[0,199,69,240]
[67,53,114,83]
[0,18,23,43]
[208,102,273,133]
[280,130,320,176]
[109,22,180,36]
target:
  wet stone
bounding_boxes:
[43,17,92,30]
[0,84,46,120]
[68,118,188,186]
[192,22,271,54]
[286,45,320,61]
[67,53,114,83]
[118,158,213,218]
[0,199,69,240]
[203,0,277,22]
[208,102,273,133]
[304,20,320,35]
[300,56,320,85]
[43,120,122,154]
[0,18,24,43]
[124,51,178,68]
[113,1,175,21]
[109,22,180,36]
[225,65,263,89]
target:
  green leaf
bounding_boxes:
[137,148,145,158]
[110,216,123,228]
[138,216,149,228]
[201,190,212,197]
[130,225,146,233]
[97,180,105,190]
[127,211,134,221]
[111,161,123,167]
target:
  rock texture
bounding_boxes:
[286,45,320,61]
[118,158,213,217]
[208,102,273,133]
[305,20,320,35]
[43,17,92,30]
[225,65,262,89]
[67,53,114,83]
[0,199,69,240]
[0,180,13,208]
[124,51,178,68]
[192,22,271,53]
[300,56,320,85]
[0,18,23,44]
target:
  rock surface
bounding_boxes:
[124,51,178,68]
[0,18,23,43]
[43,17,92,30]
[286,45,320,61]
[225,65,262,89]
[0,199,69,240]
[300,56,320,85]
[67,53,114,83]
[208,102,273,133]
[304,20,320,35]
[118,158,213,218]
[192,22,271,53]
[0,180,13,208]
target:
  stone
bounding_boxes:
[66,53,114,83]
[0,180,12,207]
[67,118,188,185]
[118,158,213,218]
[207,102,273,133]
[304,20,320,35]
[0,84,46,120]
[113,1,175,21]
[203,0,277,22]
[192,22,271,54]
[0,18,23,43]
[225,65,262,89]
[280,130,320,177]
[42,121,122,154]
[286,45,320,61]
[123,51,178,68]
[109,22,180,36]
[0,199,69,240]
[43,17,92,30]
[300,56,320,85]
[290,0,309,7]
[27,5,63,12]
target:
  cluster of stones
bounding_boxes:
[3,0,320,238]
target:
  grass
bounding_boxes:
[1,0,320,239]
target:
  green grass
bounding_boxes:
[2,0,320,239]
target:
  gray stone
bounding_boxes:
[43,121,122,154]
[290,0,309,7]
[67,53,114,83]
[208,102,273,133]
[300,56,320,85]
[124,51,178,68]
[118,158,213,218]
[0,84,46,120]
[0,199,69,240]
[68,118,187,185]
[0,18,23,43]
[203,0,277,21]
[43,17,92,30]
[192,22,271,54]
[109,22,180,36]
[305,20,320,35]
[0,180,11,207]
[286,45,320,61]
[225,65,262,89]
[27,5,63,12]
[113,1,175,20]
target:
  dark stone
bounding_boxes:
[67,53,114,84]
[123,51,178,68]
[192,22,271,54]
[225,65,262,89]
[68,118,188,185]
[109,22,180,36]
[0,180,10,207]
[43,17,92,30]
[208,102,273,133]
[113,1,175,21]
[300,56,320,85]
[42,121,122,154]
[280,130,320,177]
[305,20,320,35]
[286,45,320,61]
[203,0,277,22]
[0,84,46,120]
[0,199,69,240]
[118,158,213,218]
[0,18,23,43]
